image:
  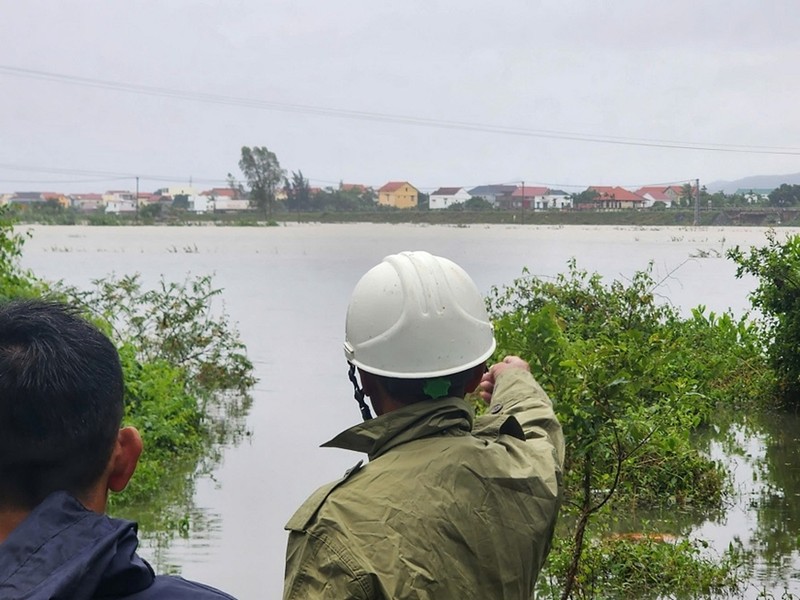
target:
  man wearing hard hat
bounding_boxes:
[283,251,564,599]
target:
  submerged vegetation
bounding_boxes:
[729,231,800,408]
[484,251,782,598]
[65,273,255,520]
[0,206,255,535]
[540,534,747,600]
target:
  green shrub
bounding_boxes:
[486,261,731,509]
[538,534,747,599]
[1,213,255,537]
[486,260,765,598]
[57,274,255,518]
[728,231,800,407]
[0,206,46,300]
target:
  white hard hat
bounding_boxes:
[344,251,496,379]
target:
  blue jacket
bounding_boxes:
[0,491,235,600]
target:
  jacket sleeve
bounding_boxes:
[283,530,377,600]
[485,367,565,469]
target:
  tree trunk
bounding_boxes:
[561,455,593,600]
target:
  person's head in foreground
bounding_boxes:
[343,250,496,419]
[0,299,136,518]
[0,299,235,599]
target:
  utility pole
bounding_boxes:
[693,178,700,226]
[520,180,525,224]
[135,176,140,222]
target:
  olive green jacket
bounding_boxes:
[283,368,564,599]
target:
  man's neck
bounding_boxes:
[0,487,106,544]
[0,508,31,543]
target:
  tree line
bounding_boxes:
[237,146,800,217]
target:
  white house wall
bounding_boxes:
[544,194,571,209]
[429,188,471,210]
[213,198,251,211]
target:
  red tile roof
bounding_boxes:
[379,181,410,193]
[512,186,549,197]
[202,187,237,197]
[341,183,367,192]
[589,186,644,202]
[635,186,672,201]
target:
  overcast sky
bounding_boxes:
[1,0,799,194]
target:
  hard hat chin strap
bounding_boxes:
[348,362,373,421]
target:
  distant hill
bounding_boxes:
[706,172,800,195]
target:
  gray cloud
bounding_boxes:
[1,0,798,193]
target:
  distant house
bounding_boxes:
[378,181,419,209]
[203,187,244,200]
[103,190,134,202]
[41,192,71,208]
[585,186,645,210]
[543,189,571,210]
[137,192,160,206]
[735,188,773,204]
[6,191,71,210]
[467,185,516,208]
[72,193,104,212]
[105,199,137,214]
[340,183,368,193]
[190,194,211,213]
[429,187,471,210]
[663,186,685,203]
[214,197,251,212]
[157,186,198,198]
[501,186,549,210]
[200,187,250,212]
[103,190,137,214]
[635,186,674,208]
[7,192,45,206]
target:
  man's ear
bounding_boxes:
[464,363,486,394]
[107,427,143,493]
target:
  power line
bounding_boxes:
[0,177,131,185]
[0,162,135,178]
[0,163,229,186]
[0,161,700,194]
[2,64,799,156]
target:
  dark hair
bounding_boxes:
[375,367,477,404]
[0,300,124,509]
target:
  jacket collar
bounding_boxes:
[322,396,474,460]
[0,491,153,599]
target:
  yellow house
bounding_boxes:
[378,181,419,209]
[41,193,72,208]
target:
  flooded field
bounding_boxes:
[19,223,800,599]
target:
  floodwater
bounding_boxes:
[18,223,800,599]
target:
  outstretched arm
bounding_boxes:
[478,356,565,468]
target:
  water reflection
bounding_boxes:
[111,390,253,573]
[677,413,800,598]
[742,412,800,587]
[566,414,800,598]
